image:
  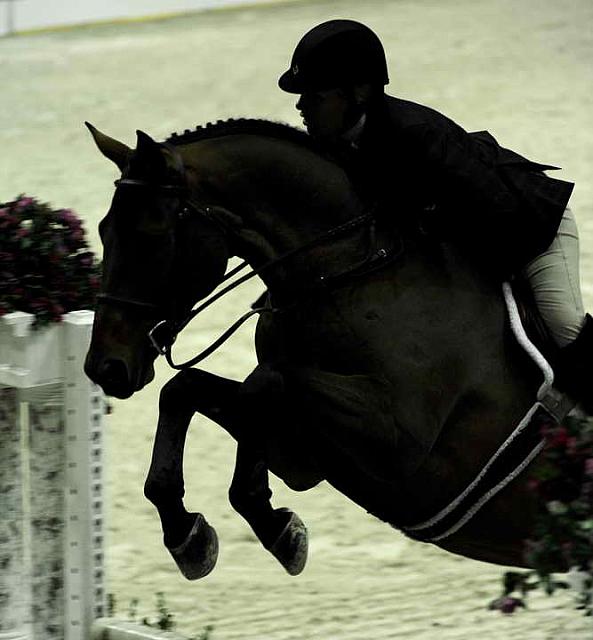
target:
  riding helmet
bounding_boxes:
[278,19,389,94]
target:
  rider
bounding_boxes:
[278,19,592,411]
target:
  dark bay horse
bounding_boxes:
[84,118,551,580]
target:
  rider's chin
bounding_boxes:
[302,116,316,134]
[306,123,324,139]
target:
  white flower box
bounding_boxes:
[0,307,105,639]
[0,310,94,388]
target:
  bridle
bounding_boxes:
[98,153,390,370]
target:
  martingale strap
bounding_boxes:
[400,281,575,543]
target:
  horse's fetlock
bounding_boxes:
[228,484,260,515]
[228,478,272,516]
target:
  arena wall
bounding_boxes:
[0,0,295,36]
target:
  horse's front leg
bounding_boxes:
[143,369,237,579]
[227,366,309,575]
[226,442,307,575]
[144,367,308,579]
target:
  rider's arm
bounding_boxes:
[403,120,532,274]
[405,121,521,218]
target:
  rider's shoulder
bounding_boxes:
[377,94,462,138]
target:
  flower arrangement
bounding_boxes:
[0,195,100,328]
[490,413,593,615]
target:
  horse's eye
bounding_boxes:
[133,205,174,236]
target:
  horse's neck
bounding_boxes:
[186,135,370,292]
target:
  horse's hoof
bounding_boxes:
[268,508,308,576]
[166,512,218,580]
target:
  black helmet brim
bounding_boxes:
[278,69,304,94]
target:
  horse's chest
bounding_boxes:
[256,302,364,370]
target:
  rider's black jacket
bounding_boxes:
[339,94,574,278]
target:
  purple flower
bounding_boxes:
[76,251,94,268]
[499,416,593,615]
[489,596,526,614]
[547,426,569,449]
[0,214,17,228]
[58,208,81,228]
[70,228,84,243]
[566,436,579,457]
[15,197,34,210]
[0,195,98,329]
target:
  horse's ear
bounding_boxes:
[135,129,171,171]
[136,129,162,156]
[85,122,132,171]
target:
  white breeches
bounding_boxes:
[522,207,585,347]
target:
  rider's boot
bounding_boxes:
[553,313,593,414]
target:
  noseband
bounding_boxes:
[99,147,388,370]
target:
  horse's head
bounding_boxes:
[84,124,230,398]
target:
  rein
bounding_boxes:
[101,175,379,370]
[156,206,376,370]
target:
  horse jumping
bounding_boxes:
[84,119,565,580]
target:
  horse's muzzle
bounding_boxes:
[85,356,136,399]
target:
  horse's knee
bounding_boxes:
[228,482,256,517]
[144,475,184,505]
[144,476,165,505]
[227,483,244,514]
[159,369,239,412]
[159,370,200,409]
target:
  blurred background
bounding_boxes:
[1,0,593,638]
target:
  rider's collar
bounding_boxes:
[341,113,367,149]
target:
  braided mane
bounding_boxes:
[167,118,324,154]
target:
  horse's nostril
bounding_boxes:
[99,358,129,392]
